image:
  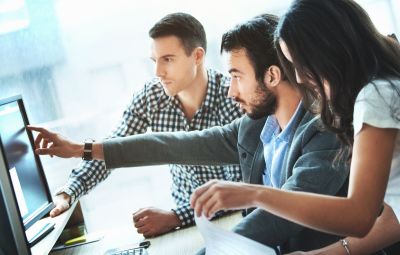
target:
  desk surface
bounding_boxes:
[50,212,243,255]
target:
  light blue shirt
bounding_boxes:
[260,102,303,187]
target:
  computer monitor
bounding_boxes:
[0,149,31,255]
[0,95,54,243]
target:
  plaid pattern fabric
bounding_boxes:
[57,69,243,227]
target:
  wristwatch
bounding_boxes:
[82,139,95,161]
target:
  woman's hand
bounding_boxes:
[190,180,263,218]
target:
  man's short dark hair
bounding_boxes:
[149,12,207,55]
[221,14,286,83]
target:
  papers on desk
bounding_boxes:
[195,216,276,255]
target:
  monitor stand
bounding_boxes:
[26,220,55,247]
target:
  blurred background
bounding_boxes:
[0,0,399,234]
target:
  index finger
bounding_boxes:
[27,125,50,134]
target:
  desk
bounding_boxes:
[50,212,243,255]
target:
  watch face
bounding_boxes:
[82,141,93,161]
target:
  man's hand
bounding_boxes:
[50,192,71,217]
[132,207,181,238]
[190,180,261,219]
[27,126,83,158]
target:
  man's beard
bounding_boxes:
[246,82,277,120]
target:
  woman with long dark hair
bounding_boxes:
[191,0,400,252]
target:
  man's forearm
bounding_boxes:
[102,129,239,169]
[92,143,105,160]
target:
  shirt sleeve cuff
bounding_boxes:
[54,179,85,205]
[172,206,195,227]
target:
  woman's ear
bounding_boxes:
[264,65,282,87]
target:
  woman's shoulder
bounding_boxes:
[355,79,400,110]
[359,79,400,98]
[353,78,400,135]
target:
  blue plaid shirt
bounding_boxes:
[56,69,243,227]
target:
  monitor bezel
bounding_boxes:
[0,95,54,230]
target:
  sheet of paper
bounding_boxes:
[195,216,276,255]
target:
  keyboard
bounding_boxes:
[104,240,150,255]
[106,247,148,255]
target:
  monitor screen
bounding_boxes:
[0,95,53,230]
[0,143,31,255]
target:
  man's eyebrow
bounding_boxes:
[150,54,176,61]
[228,68,242,74]
[160,54,176,58]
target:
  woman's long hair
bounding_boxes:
[275,0,400,160]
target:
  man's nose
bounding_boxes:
[227,80,238,98]
[155,62,166,78]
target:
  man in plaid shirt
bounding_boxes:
[50,13,242,237]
